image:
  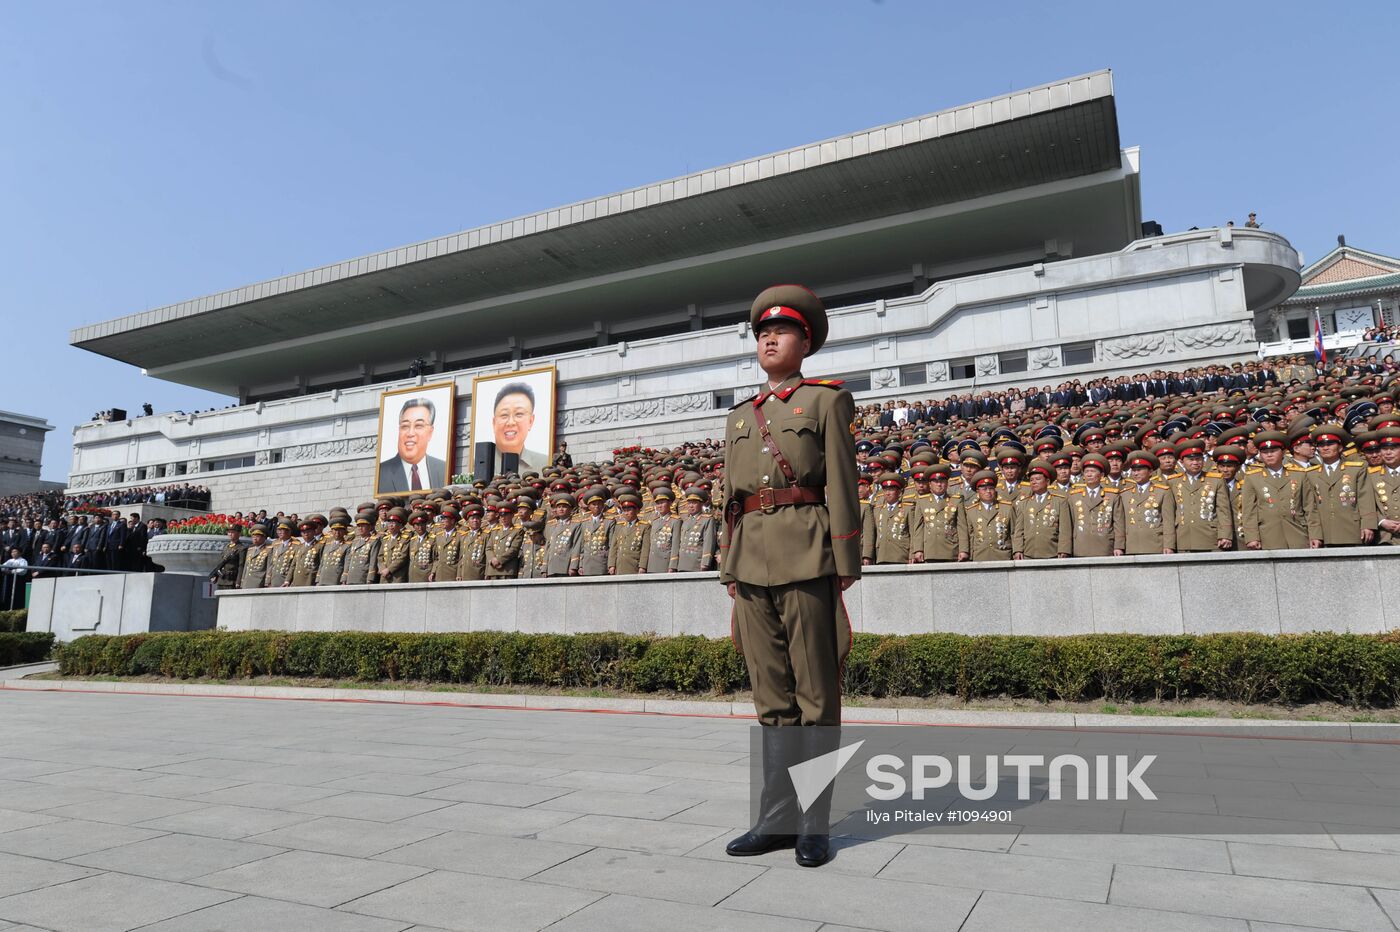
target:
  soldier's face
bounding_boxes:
[685,500,701,515]
[1181,454,1204,474]
[1159,454,1177,471]
[1293,440,1314,459]
[976,485,997,503]
[1029,473,1048,494]
[1219,462,1239,480]
[655,500,670,515]
[1129,466,1152,484]
[755,322,808,376]
[467,516,481,529]
[1381,445,1400,467]
[1259,448,1285,469]
[1055,464,1071,482]
[930,478,949,495]
[882,487,900,504]
[357,526,372,537]
[397,405,435,465]
[552,503,571,520]
[492,393,535,455]
[332,528,347,540]
[1082,466,1103,486]
[1316,440,1342,463]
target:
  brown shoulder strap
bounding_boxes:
[751,400,798,486]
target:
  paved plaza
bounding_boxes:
[0,689,1398,931]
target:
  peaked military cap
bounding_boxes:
[750,284,828,355]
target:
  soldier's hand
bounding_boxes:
[1362,529,1376,544]
[569,569,579,576]
[428,573,436,582]
[1217,539,1232,550]
[1112,549,1124,557]
[1013,553,1023,561]
[862,557,872,566]
[911,552,924,564]
[1309,539,1323,549]
[956,552,969,562]
[838,575,857,592]
[726,582,736,599]
[1246,541,1262,550]
[282,581,291,588]
[608,567,616,575]
[1163,548,1174,555]
[638,568,647,574]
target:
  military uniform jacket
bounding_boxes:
[290,539,323,587]
[865,500,918,564]
[1012,493,1070,559]
[577,515,614,576]
[316,540,350,586]
[913,493,967,562]
[544,519,581,576]
[718,374,861,587]
[1119,481,1175,555]
[1304,460,1377,545]
[996,480,1033,506]
[1066,486,1125,557]
[377,533,410,583]
[1224,478,1247,551]
[264,539,298,588]
[431,530,463,581]
[1238,466,1310,550]
[342,536,381,584]
[675,514,717,571]
[406,533,434,583]
[485,525,524,578]
[644,515,680,573]
[211,542,246,589]
[610,519,650,574]
[239,543,270,590]
[519,537,549,579]
[965,500,1016,561]
[458,527,489,581]
[1372,466,1400,544]
[1169,473,1234,551]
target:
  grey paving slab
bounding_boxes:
[1011,830,1234,872]
[340,870,603,931]
[43,793,208,826]
[287,790,457,823]
[0,819,167,860]
[27,766,163,792]
[316,772,464,796]
[135,895,414,932]
[374,830,590,880]
[190,849,430,909]
[1109,864,1392,931]
[0,872,237,932]
[0,851,99,898]
[416,779,572,807]
[720,869,980,932]
[686,832,905,877]
[535,813,727,856]
[537,770,680,794]
[0,758,81,779]
[530,847,763,906]
[0,809,59,835]
[1372,888,1400,928]
[549,893,820,932]
[190,780,346,808]
[246,816,446,858]
[135,803,319,839]
[1227,841,1400,889]
[876,843,1114,902]
[398,800,582,837]
[65,833,285,882]
[533,789,705,820]
[0,785,116,813]
[961,891,1249,931]
[663,797,749,828]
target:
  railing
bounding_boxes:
[1256,331,1363,358]
[1,565,136,611]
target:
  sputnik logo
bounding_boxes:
[788,740,865,812]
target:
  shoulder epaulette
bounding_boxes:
[730,394,757,410]
[1344,459,1366,468]
[1049,489,1067,498]
[1290,464,1319,472]
[1369,465,1384,474]
[1103,487,1120,494]
[1244,466,1263,475]
[800,378,845,389]
[1151,481,1170,490]
[1069,484,1087,493]
[1205,470,1223,479]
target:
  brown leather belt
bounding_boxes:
[741,486,824,514]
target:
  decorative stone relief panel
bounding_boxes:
[872,368,898,389]
[1175,322,1251,349]
[664,393,712,414]
[619,399,665,420]
[1030,347,1061,370]
[1101,333,1168,359]
[926,361,949,383]
[975,355,999,378]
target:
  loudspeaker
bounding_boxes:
[500,452,519,476]
[473,442,495,482]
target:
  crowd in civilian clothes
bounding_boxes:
[61,484,211,510]
[0,511,163,608]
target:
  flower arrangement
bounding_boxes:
[165,514,247,536]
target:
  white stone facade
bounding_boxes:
[68,228,1299,514]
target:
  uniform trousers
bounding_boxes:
[733,576,847,726]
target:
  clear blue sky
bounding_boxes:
[3,1,1398,481]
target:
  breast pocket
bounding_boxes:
[780,416,819,437]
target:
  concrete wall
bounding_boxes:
[27,574,217,642]
[68,228,1299,514]
[217,546,1400,638]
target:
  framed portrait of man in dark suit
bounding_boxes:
[374,382,457,496]
[469,366,556,482]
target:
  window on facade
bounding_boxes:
[713,391,735,410]
[1286,317,1311,341]
[898,364,926,387]
[948,357,976,381]
[1061,342,1095,366]
[173,463,187,476]
[999,351,1028,374]
[837,373,872,392]
[204,455,256,472]
[269,450,283,465]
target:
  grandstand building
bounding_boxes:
[0,410,59,496]
[69,70,1302,513]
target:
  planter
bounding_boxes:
[146,535,250,576]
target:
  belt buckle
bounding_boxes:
[757,487,777,514]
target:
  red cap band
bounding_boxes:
[756,306,811,340]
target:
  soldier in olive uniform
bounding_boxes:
[376,510,410,584]
[721,285,860,869]
[544,494,582,576]
[1239,431,1311,551]
[1067,453,1125,557]
[405,512,435,583]
[315,520,350,586]
[965,470,1015,561]
[209,526,247,590]
[458,505,490,580]
[263,520,298,589]
[519,519,549,579]
[576,487,614,576]
[1118,451,1175,555]
[1169,438,1235,552]
[342,516,381,584]
[238,525,271,589]
[675,488,718,571]
[609,491,650,574]
[644,487,681,573]
[1012,459,1070,559]
[1212,445,1250,551]
[1304,424,1377,546]
[485,504,524,578]
[911,464,968,563]
[287,521,321,587]
[1373,428,1400,544]
[863,473,919,565]
[429,508,463,582]
[994,446,1032,504]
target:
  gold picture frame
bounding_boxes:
[468,365,558,481]
[372,381,458,497]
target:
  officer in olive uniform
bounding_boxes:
[429,508,463,582]
[1169,438,1235,552]
[458,504,489,580]
[1119,451,1175,555]
[1373,428,1400,544]
[519,519,549,579]
[863,473,919,564]
[721,285,860,869]
[1304,424,1377,546]
[965,470,1015,561]
[1012,459,1070,559]
[209,526,247,590]
[675,488,718,571]
[376,510,410,583]
[1211,445,1250,551]
[643,487,681,573]
[577,488,614,576]
[1239,431,1311,551]
[238,525,271,589]
[315,520,350,586]
[1067,453,1125,557]
[609,491,650,574]
[264,520,298,589]
[342,516,381,584]
[287,521,320,587]
[911,464,968,563]
[544,494,582,576]
[405,512,435,583]
[485,504,524,578]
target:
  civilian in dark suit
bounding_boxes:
[30,545,62,580]
[108,518,130,572]
[65,544,91,571]
[88,516,110,570]
[125,514,148,571]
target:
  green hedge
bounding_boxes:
[0,632,55,665]
[0,610,28,633]
[51,630,1400,707]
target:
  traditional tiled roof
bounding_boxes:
[1286,271,1400,302]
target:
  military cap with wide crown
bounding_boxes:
[750,284,828,355]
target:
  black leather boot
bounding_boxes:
[795,726,836,867]
[726,727,797,856]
